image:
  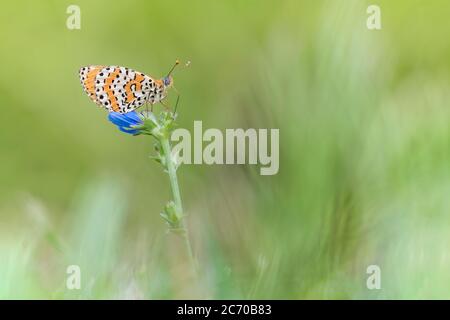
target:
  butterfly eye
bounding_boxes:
[164,76,171,86]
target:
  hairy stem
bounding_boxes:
[160,136,197,276]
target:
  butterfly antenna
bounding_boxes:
[167,59,191,77]
[167,59,180,77]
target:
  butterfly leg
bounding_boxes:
[160,100,170,111]
[172,95,180,117]
[172,86,181,115]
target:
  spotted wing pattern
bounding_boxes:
[79,66,104,106]
[79,66,164,113]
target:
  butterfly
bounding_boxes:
[79,61,181,114]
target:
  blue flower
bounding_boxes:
[108,111,143,135]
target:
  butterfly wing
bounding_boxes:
[79,66,158,113]
[79,65,104,106]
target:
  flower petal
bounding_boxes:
[118,126,139,135]
[107,111,143,135]
[108,112,129,127]
[123,111,142,125]
[108,111,142,127]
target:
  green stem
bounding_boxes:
[160,136,197,276]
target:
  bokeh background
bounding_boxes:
[1,0,450,299]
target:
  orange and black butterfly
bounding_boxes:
[79,61,182,113]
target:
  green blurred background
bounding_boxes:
[1,0,450,299]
